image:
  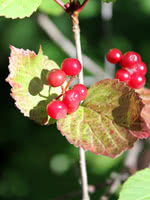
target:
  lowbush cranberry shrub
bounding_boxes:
[2,0,150,200]
[7,46,150,153]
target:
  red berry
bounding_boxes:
[128,72,146,89]
[135,62,147,75]
[47,69,66,87]
[47,100,67,120]
[72,84,87,101]
[135,52,142,62]
[120,51,141,69]
[65,2,70,8]
[61,58,82,76]
[106,48,122,64]
[115,69,131,83]
[63,89,80,113]
[67,103,79,114]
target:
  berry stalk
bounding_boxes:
[71,13,90,200]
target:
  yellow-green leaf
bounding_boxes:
[6,46,63,125]
[0,0,41,19]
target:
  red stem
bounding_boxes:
[55,76,75,100]
[76,0,89,13]
[53,0,66,10]
[54,0,89,15]
[64,76,75,91]
[55,93,63,100]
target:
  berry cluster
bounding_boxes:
[106,49,147,89]
[46,58,87,120]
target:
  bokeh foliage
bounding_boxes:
[1,0,150,199]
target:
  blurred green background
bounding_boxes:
[1,0,150,199]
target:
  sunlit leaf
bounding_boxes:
[0,0,41,19]
[6,46,63,125]
[119,168,150,200]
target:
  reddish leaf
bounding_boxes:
[134,88,150,138]
[57,79,146,158]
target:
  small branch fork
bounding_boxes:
[55,76,75,100]
[54,0,89,14]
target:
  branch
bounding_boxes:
[71,14,90,200]
[124,140,143,174]
[53,171,128,200]
[101,173,128,200]
[37,14,108,82]
[76,0,89,13]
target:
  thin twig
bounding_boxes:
[76,0,89,13]
[53,171,128,200]
[124,140,143,173]
[101,172,128,200]
[72,13,90,200]
[37,14,107,81]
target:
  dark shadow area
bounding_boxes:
[112,90,143,131]
[41,69,49,85]
[28,69,58,125]
[28,77,43,96]
[29,95,57,125]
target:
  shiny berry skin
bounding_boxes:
[47,101,68,120]
[72,84,87,101]
[63,89,80,113]
[106,48,122,64]
[135,62,147,75]
[128,72,146,89]
[47,69,66,87]
[120,51,141,69]
[67,103,79,114]
[65,2,70,8]
[61,58,82,76]
[115,69,131,83]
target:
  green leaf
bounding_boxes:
[6,46,63,125]
[57,79,145,158]
[39,0,68,16]
[119,168,150,200]
[0,0,42,19]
